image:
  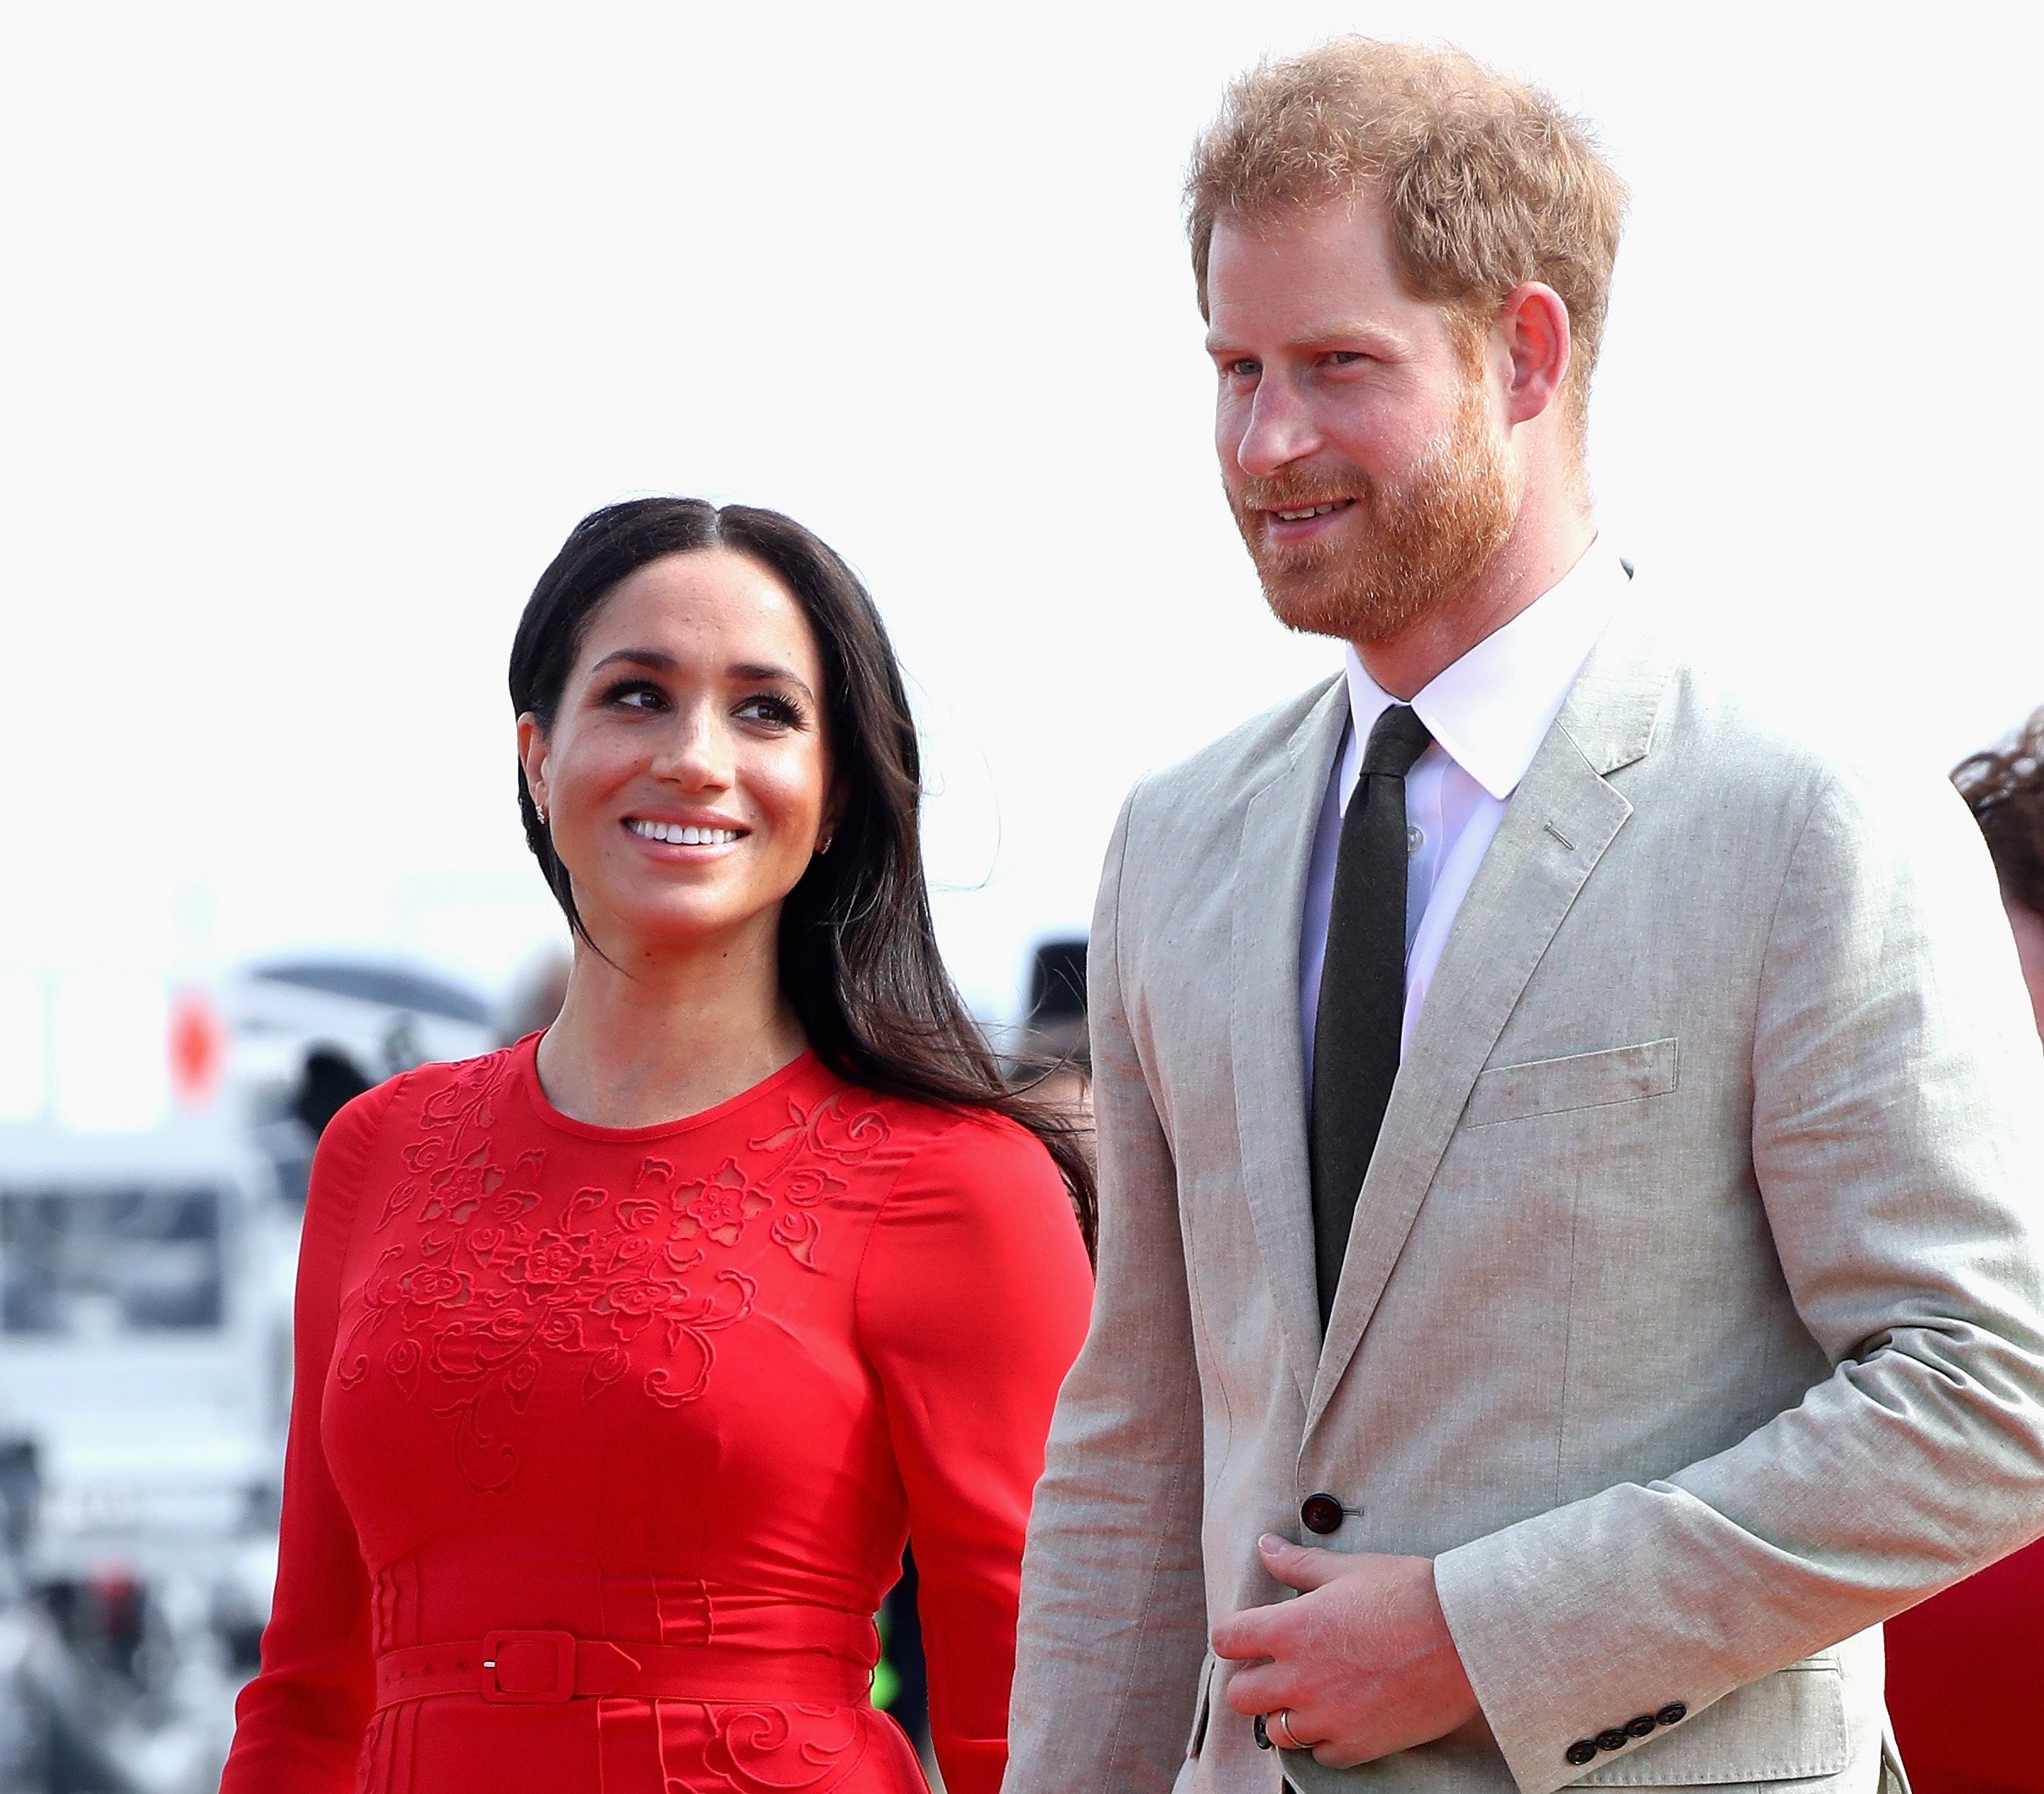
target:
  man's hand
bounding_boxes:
[1211,1536,1483,1768]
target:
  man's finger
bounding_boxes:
[1220,1659,1297,1715]
[1209,1603,1285,1660]
[1259,1533,1348,1593]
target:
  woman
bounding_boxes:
[221,498,1095,1794]
[1884,709,2044,1794]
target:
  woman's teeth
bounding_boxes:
[628,820,741,845]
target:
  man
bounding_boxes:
[1005,40,2044,1794]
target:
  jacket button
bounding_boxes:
[1624,1713,1657,1738]
[1300,1494,1343,1534]
[1595,1728,1629,1753]
[1656,1703,1688,1727]
[1565,1739,1599,1766]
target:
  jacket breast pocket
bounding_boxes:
[1463,1037,1678,1130]
[1573,1656,1848,1786]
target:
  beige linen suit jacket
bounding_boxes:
[1005,597,2044,1794]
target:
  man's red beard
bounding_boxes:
[1228,381,1522,644]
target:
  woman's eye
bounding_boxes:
[737,694,803,728]
[603,680,666,712]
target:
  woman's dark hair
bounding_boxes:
[1953,706,2044,917]
[509,497,1096,1255]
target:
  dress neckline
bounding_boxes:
[509,1031,833,1142]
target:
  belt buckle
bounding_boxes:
[480,1629,577,1703]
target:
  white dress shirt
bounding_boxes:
[1298,544,1630,1092]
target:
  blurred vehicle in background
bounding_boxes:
[0,957,496,1791]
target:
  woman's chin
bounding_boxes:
[582,896,785,963]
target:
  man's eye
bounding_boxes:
[1327,350,1367,366]
[1226,358,1260,378]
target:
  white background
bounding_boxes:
[4,1,2038,1023]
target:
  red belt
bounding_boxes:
[374,1630,872,1709]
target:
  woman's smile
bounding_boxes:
[623,814,747,850]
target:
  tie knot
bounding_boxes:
[1361,703,1432,778]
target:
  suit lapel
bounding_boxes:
[1305,613,1676,1434]
[1231,677,1347,1412]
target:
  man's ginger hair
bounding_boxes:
[1187,39,1628,443]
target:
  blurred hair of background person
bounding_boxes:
[1953,713,2044,1029]
[1883,706,2044,1794]
[221,498,1094,1794]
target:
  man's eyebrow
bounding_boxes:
[1205,321,1406,357]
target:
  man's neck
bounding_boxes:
[1353,509,1598,701]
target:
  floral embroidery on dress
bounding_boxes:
[673,1159,772,1246]
[705,1703,868,1793]
[743,1092,887,1273]
[339,1058,890,1491]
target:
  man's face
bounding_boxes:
[1204,197,1522,643]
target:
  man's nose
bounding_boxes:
[1233,377,1320,478]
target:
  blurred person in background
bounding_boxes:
[1884,706,2044,1794]
[221,498,1094,1794]
[497,948,571,1046]
[1007,38,2044,1794]
[1012,937,1093,1131]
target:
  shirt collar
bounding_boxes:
[1341,542,1629,802]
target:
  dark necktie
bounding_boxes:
[1309,702,1433,1327]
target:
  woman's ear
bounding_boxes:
[818,777,850,856]
[516,714,550,821]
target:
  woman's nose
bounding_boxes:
[654,708,733,788]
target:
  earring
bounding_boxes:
[817,834,832,856]
[536,801,548,827]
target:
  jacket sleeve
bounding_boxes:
[221,1081,399,1794]
[1432,762,2044,1794]
[857,1110,1093,1794]
[1003,786,1215,1794]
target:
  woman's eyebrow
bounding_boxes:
[729,662,817,703]
[588,647,678,675]
[587,647,816,706]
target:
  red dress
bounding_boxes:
[1886,1539,2044,1794]
[221,1037,1091,1794]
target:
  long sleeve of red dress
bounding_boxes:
[225,1083,394,1789]
[854,1119,1091,1792]
[221,1042,1092,1794]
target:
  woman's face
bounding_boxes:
[519,548,836,960]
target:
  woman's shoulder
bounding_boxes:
[306,1044,526,1203]
[848,1091,1091,1342]
[843,1084,1056,1174]
[839,1087,1073,1235]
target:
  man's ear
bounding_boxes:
[516,713,549,817]
[1498,281,1572,426]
